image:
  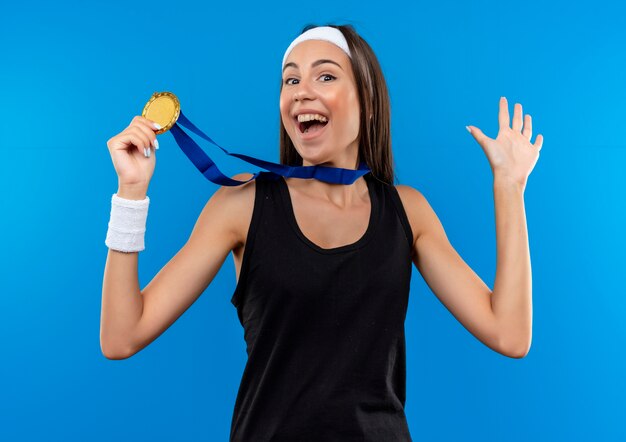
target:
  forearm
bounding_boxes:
[101,249,144,358]
[100,186,147,359]
[490,175,532,356]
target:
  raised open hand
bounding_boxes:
[467,97,543,188]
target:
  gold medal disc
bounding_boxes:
[142,91,180,135]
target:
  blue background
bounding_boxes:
[1,0,624,440]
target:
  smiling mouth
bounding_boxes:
[297,119,329,134]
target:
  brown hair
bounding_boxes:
[279,23,398,185]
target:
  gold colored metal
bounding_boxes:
[141,91,180,134]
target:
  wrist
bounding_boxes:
[105,192,150,253]
[493,173,525,192]
[117,184,148,200]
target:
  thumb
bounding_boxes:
[466,125,490,148]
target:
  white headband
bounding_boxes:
[282,26,352,70]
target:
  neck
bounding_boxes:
[292,148,366,208]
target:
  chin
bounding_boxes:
[297,152,327,166]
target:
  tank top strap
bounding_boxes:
[230,174,269,308]
[381,182,414,251]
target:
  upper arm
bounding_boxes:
[395,185,506,355]
[130,173,255,356]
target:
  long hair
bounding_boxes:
[279,23,397,185]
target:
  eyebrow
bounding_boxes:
[282,59,343,73]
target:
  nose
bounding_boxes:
[292,79,316,102]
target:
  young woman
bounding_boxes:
[101,24,543,441]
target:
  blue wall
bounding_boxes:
[1,0,624,440]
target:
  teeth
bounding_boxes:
[297,113,328,123]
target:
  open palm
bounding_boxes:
[467,96,544,187]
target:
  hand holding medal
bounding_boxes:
[121,91,371,188]
[104,26,372,255]
[105,107,169,201]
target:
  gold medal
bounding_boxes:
[142,91,180,135]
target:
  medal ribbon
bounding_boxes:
[167,110,371,186]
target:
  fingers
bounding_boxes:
[466,125,490,149]
[512,103,523,132]
[127,127,154,157]
[534,134,544,151]
[522,114,532,139]
[505,98,534,141]
[133,121,158,149]
[130,115,161,132]
[129,116,160,157]
[482,97,541,154]
[498,96,510,130]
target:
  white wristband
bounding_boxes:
[105,193,150,253]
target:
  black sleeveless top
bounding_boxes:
[230,171,414,441]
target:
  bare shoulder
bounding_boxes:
[393,184,435,246]
[210,172,256,249]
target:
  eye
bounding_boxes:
[284,74,336,85]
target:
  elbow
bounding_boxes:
[496,322,532,359]
[100,338,135,360]
[100,323,139,360]
[102,350,132,360]
[102,351,131,360]
[506,346,530,359]
[101,346,134,360]
[501,338,531,359]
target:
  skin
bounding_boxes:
[398,98,543,359]
[276,40,544,359]
[279,40,368,209]
[276,40,372,248]
[103,40,542,361]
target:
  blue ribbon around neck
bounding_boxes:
[167,110,371,186]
